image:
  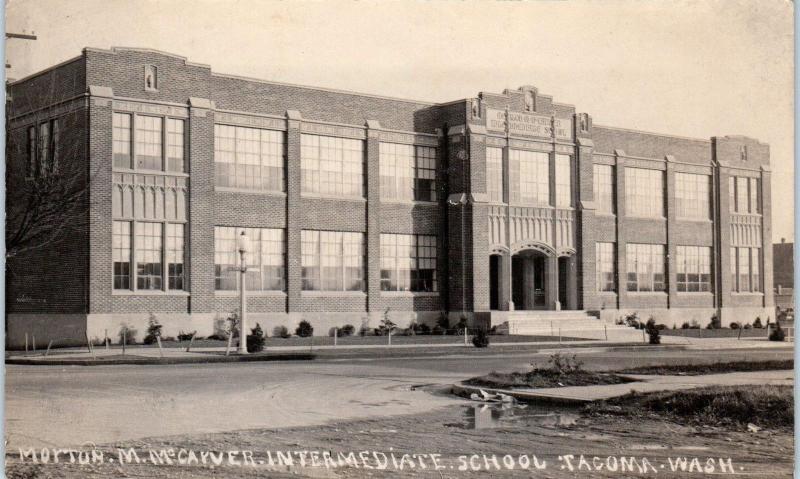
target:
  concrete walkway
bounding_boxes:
[454,369,795,405]
[6,335,791,364]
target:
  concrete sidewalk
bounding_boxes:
[453,369,795,405]
[6,334,792,366]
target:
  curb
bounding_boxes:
[451,381,594,406]
[5,353,316,366]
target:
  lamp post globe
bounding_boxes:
[237,230,250,354]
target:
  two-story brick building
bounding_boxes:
[5,47,775,346]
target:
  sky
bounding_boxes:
[5,0,795,242]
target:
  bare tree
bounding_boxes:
[5,66,89,263]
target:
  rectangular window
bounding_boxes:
[731,246,761,293]
[625,167,664,218]
[214,226,286,291]
[676,246,712,292]
[737,247,750,292]
[301,134,364,197]
[380,142,413,201]
[593,164,614,214]
[113,113,132,169]
[626,243,665,292]
[301,230,364,291]
[27,126,37,176]
[749,177,759,214]
[166,224,184,290]
[166,119,185,173]
[595,242,616,292]
[675,173,711,219]
[135,222,163,290]
[414,146,437,201]
[135,115,163,171]
[736,177,749,214]
[38,122,50,174]
[113,221,131,290]
[511,149,549,205]
[729,176,737,212]
[380,234,438,292]
[555,154,571,207]
[214,124,285,191]
[486,147,504,202]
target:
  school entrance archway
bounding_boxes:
[488,246,578,311]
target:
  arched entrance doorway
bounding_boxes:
[511,249,548,310]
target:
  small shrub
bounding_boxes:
[743,323,752,330]
[436,310,450,331]
[143,313,163,345]
[706,315,721,330]
[672,324,677,330]
[247,323,266,353]
[769,322,786,342]
[227,311,240,339]
[340,324,355,336]
[472,329,489,348]
[689,319,701,329]
[451,315,468,336]
[177,330,196,342]
[645,318,661,345]
[117,323,139,345]
[681,322,690,329]
[296,320,314,338]
[730,322,740,330]
[624,312,640,329]
[753,317,764,329]
[413,323,431,335]
[377,308,397,335]
[656,323,667,331]
[161,336,176,342]
[273,325,290,339]
[359,317,371,336]
[431,325,445,335]
[547,352,584,374]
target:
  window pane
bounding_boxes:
[512,149,549,206]
[113,221,131,290]
[214,125,285,191]
[486,147,504,203]
[595,242,616,292]
[166,119,185,173]
[675,173,710,219]
[135,116,163,170]
[676,245,712,293]
[301,230,364,291]
[555,154,571,207]
[593,164,614,214]
[625,168,664,218]
[166,224,185,290]
[214,226,285,291]
[626,243,665,292]
[135,222,163,290]
[301,135,364,197]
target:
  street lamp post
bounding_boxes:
[237,231,250,354]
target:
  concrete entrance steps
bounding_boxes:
[492,310,638,340]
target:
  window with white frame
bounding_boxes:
[301,230,364,291]
[301,135,364,197]
[624,167,664,218]
[675,173,711,219]
[486,147,504,202]
[214,124,284,191]
[676,246,712,292]
[555,154,571,207]
[380,234,438,292]
[135,116,163,171]
[626,243,665,292]
[166,119,185,173]
[112,219,186,292]
[731,246,761,293]
[214,227,286,291]
[593,164,614,214]
[510,149,549,205]
[595,242,616,292]
[113,113,132,169]
[378,143,437,202]
[729,176,760,214]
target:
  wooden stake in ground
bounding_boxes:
[25,333,28,355]
[156,335,164,358]
[45,340,53,357]
[32,335,36,353]
[225,333,233,356]
[185,332,196,353]
[122,328,127,356]
[86,333,96,360]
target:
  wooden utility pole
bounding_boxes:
[6,32,37,69]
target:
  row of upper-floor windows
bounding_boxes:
[486,147,573,207]
[729,176,760,214]
[26,119,59,177]
[112,222,438,294]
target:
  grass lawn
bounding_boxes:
[659,328,768,338]
[585,385,793,430]
[464,369,633,389]
[619,359,793,375]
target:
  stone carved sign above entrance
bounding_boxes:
[486,108,573,140]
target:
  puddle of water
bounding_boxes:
[465,403,580,430]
